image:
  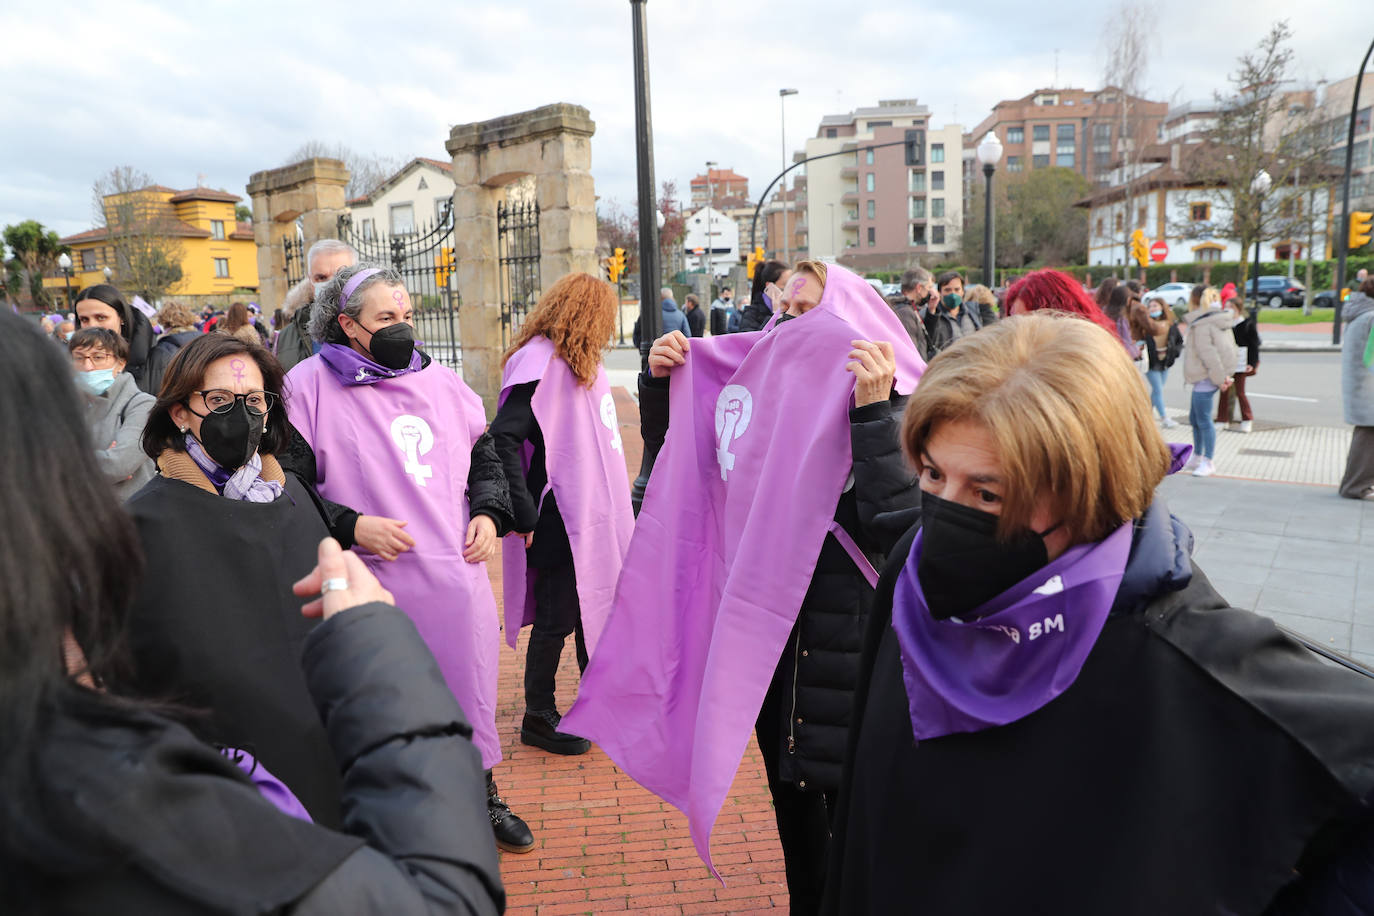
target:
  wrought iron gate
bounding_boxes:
[283,236,305,287]
[337,202,460,369]
[497,199,541,348]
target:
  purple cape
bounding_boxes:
[285,354,503,768]
[893,522,1133,741]
[498,336,634,652]
[561,263,924,874]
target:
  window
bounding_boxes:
[932,226,946,245]
[1093,123,1112,169]
[931,170,945,191]
[210,219,225,240]
[80,250,95,270]
[1096,217,1104,236]
[1137,206,1148,226]
[932,198,945,218]
[1190,202,1212,222]
[1032,154,1050,168]
[214,258,229,278]
[909,170,926,192]
[1195,246,1222,263]
[931,144,945,163]
[1007,127,1024,144]
[1007,155,1023,173]
[867,227,876,247]
[911,225,926,246]
[390,203,415,235]
[867,200,875,219]
[1056,152,1075,168]
[360,218,376,240]
[1115,212,1124,232]
[1357,106,1372,135]
[866,173,875,192]
[867,120,892,129]
[911,197,926,219]
[865,149,874,165]
[435,198,450,222]
[1035,93,1059,106]
[1033,125,1050,142]
[1056,124,1075,166]
[826,128,838,138]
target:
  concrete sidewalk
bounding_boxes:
[1157,420,1351,487]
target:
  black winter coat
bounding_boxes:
[26,605,505,914]
[489,380,572,568]
[737,297,774,333]
[1233,315,1262,369]
[922,301,981,359]
[685,305,706,338]
[639,371,920,792]
[144,329,201,398]
[1144,323,1184,371]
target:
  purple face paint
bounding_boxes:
[392,288,406,309]
[788,276,808,300]
[229,358,247,386]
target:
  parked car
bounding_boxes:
[1245,275,1306,308]
[865,278,885,297]
[881,282,901,298]
[1313,289,1339,309]
[1148,282,1196,308]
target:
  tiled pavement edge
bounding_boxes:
[1156,420,1351,487]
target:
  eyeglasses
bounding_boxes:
[191,389,277,415]
[72,351,117,369]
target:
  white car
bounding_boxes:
[1147,282,1195,309]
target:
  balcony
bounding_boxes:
[840,164,858,179]
[841,190,859,204]
[841,217,859,230]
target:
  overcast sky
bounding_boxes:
[0,0,1363,239]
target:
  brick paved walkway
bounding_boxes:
[487,386,789,914]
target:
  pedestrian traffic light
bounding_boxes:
[610,247,626,283]
[1130,229,1149,268]
[435,247,454,286]
[1350,211,1373,251]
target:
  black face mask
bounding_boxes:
[917,491,1058,620]
[191,400,264,471]
[359,321,416,370]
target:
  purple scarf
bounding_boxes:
[892,521,1133,742]
[222,748,312,822]
[318,342,421,386]
[184,437,283,503]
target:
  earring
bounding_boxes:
[179,426,188,433]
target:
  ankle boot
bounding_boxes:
[485,771,534,853]
[521,708,591,755]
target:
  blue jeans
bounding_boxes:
[1146,369,1168,419]
[1190,387,1218,459]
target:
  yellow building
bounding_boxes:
[50,185,257,302]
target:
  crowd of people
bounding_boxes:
[7,244,1374,916]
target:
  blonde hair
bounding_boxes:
[503,273,616,387]
[902,312,1170,544]
[964,284,998,311]
[792,259,829,288]
[1200,287,1220,309]
[158,300,197,331]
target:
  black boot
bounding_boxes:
[521,708,591,755]
[486,771,533,853]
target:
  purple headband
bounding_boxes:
[338,268,384,313]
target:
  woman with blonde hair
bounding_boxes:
[1130,297,1183,428]
[823,312,1374,915]
[1181,286,1237,477]
[492,273,632,756]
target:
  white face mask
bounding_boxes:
[313,281,327,299]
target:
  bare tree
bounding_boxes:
[92,166,185,303]
[1100,2,1156,276]
[285,142,400,200]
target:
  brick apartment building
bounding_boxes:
[690,167,749,207]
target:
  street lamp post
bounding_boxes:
[976,132,1003,290]
[58,252,73,307]
[1250,169,1272,312]
[1333,35,1374,345]
[779,88,798,261]
[705,160,717,277]
[630,0,662,513]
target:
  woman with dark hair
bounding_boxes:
[122,333,345,825]
[493,273,633,757]
[1002,268,1117,335]
[74,283,155,392]
[1132,297,1183,428]
[738,258,789,332]
[0,311,504,913]
[68,327,155,499]
[219,301,261,347]
[1104,283,1143,359]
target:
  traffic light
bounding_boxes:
[1130,229,1149,268]
[1350,211,1373,251]
[746,249,757,279]
[903,129,926,167]
[610,247,626,283]
[435,247,454,286]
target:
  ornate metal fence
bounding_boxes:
[283,236,306,288]
[337,203,460,369]
[497,199,541,348]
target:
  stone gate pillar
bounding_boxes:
[246,158,350,312]
[446,103,597,415]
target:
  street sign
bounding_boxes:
[1149,240,1169,263]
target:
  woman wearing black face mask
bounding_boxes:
[122,333,347,827]
[823,312,1374,916]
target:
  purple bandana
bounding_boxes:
[318,341,422,386]
[184,437,283,503]
[892,521,1133,742]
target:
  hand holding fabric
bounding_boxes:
[294,537,394,620]
[463,514,498,563]
[354,515,415,561]
[648,331,691,378]
[848,340,897,407]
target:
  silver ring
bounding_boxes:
[320,577,349,594]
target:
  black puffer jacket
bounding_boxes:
[736,297,774,333]
[639,372,920,791]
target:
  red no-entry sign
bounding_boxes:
[1149,240,1169,262]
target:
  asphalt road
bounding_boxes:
[609,345,1346,429]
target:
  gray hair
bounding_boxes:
[659,287,673,300]
[306,238,358,278]
[281,276,314,320]
[308,263,403,343]
[899,266,933,293]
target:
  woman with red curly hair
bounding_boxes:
[493,273,633,758]
[1002,269,1117,335]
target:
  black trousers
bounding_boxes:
[755,657,833,916]
[524,562,587,711]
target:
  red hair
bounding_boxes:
[1003,270,1116,334]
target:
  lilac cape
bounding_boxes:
[225,748,312,822]
[892,522,1133,742]
[285,351,503,768]
[498,336,634,652]
[561,263,924,874]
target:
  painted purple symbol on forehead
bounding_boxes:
[392,289,405,307]
[788,276,808,299]
[230,358,247,385]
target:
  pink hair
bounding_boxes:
[1002,270,1117,334]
